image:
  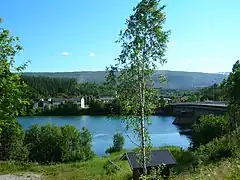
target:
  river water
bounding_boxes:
[17,116,191,156]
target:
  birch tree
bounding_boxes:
[106,0,170,175]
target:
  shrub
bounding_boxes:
[25,124,94,163]
[0,120,28,161]
[105,133,124,154]
[191,115,230,149]
[103,161,119,175]
[194,135,232,165]
[140,165,168,180]
[159,146,196,173]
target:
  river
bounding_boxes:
[17,116,191,156]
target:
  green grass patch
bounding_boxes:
[0,151,132,180]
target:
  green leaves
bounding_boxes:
[107,0,169,142]
[106,0,169,174]
[222,60,240,128]
[25,124,94,163]
[0,18,29,121]
[191,115,230,149]
[0,119,28,161]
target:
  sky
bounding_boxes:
[0,0,239,73]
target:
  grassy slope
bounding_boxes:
[1,148,240,180]
[0,152,131,180]
[172,157,240,180]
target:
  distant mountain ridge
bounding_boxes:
[217,72,230,75]
[23,70,228,90]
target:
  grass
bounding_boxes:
[171,157,240,180]
[1,147,240,180]
[0,151,132,180]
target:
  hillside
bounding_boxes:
[24,70,227,90]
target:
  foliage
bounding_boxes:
[193,127,240,166]
[105,133,125,154]
[44,101,80,116]
[198,83,225,101]
[194,136,232,165]
[140,165,167,180]
[0,18,29,161]
[88,99,106,115]
[158,146,195,173]
[0,18,30,121]
[25,124,94,163]
[0,120,29,161]
[78,82,115,97]
[103,161,119,175]
[22,75,115,100]
[106,0,170,174]
[170,157,240,179]
[22,76,79,99]
[191,115,230,149]
[221,60,240,128]
[113,133,125,151]
[23,70,227,90]
[186,94,198,102]
[158,97,167,107]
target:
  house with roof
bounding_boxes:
[96,96,115,103]
[34,96,88,111]
[121,149,177,180]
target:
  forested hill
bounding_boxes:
[24,70,227,90]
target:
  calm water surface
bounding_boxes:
[17,116,190,156]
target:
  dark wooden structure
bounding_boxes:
[121,149,177,180]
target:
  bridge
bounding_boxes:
[156,101,228,125]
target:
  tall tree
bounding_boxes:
[0,18,29,120]
[222,60,240,129]
[106,0,169,175]
[0,18,29,160]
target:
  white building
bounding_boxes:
[80,97,85,108]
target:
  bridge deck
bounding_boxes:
[171,101,227,108]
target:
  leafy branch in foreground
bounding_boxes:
[0,18,30,160]
[106,0,170,175]
[0,17,30,120]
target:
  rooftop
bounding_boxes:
[121,149,177,170]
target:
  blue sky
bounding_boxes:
[1,0,239,73]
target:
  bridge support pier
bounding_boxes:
[173,116,198,125]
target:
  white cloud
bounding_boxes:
[89,52,95,57]
[200,57,209,62]
[167,41,177,46]
[61,52,70,56]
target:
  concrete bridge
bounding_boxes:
[156,101,228,125]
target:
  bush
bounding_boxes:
[103,161,119,175]
[25,124,94,163]
[140,165,168,180]
[0,120,28,161]
[194,134,232,165]
[159,146,196,173]
[105,133,124,154]
[191,115,230,149]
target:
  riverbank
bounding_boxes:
[1,147,239,180]
[0,146,183,180]
[22,105,174,117]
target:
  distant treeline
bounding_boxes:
[22,75,225,103]
[21,75,115,100]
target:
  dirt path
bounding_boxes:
[0,173,42,180]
